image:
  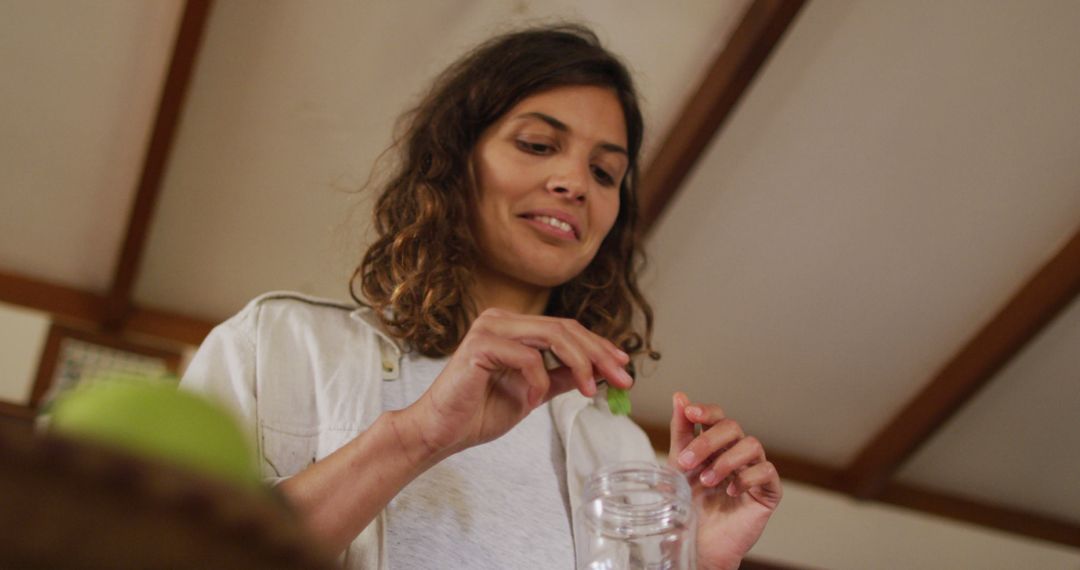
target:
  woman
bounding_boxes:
[182,25,781,569]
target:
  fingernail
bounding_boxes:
[617,369,634,387]
[588,378,597,396]
[615,348,629,361]
[727,482,738,496]
[677,450,695,468]
[701,470,718,485]
[686,406,702,418]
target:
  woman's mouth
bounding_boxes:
[520,214,579,241]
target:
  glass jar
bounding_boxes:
[575,461,696,570]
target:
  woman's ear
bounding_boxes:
[465,153,478,194]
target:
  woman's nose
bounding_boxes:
[546,162,589,203]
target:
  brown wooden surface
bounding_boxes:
[638,0,806,233]
[839,225,1080,499]
[0,402,35,424]
[104,0,215,329]
[0,407,34,441]
[0,422,335,569]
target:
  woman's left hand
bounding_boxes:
[668,392,782,570]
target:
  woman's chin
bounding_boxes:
[528,267,588,289]
[482,250,594,290]
[497,262,580,290]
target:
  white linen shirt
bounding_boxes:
[180,292,655,569]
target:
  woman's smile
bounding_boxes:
[518,209,581,241]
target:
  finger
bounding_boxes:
[479,315,597,396]
[538,349,582,400]
[520,317,629,391]
[727,461,782,503]
[682,402,725,425]
[560,320,634,389]
[481,310,626,397]
[674,418,744,472]
[546,334,600,397]
[698,435,765,487]
[668,392,695,468]
[487,310,629,377]
[485,336,551,408]
[526,312,630,364]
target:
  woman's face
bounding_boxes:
[471,85,629,289]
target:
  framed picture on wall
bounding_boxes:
[29,323,183,411]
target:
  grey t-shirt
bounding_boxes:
[380,351,576,569]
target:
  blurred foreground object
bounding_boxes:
[48,377,260,490]
[0,378,336,569]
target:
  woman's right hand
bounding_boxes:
[399,307,634,459]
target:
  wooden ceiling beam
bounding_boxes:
[878,482,1080,549]
[103,0,214,330]
[126,306,215,347]
[637,421,1080,549]
[839,226,1080,499]
[0,270,215,347]
[638,0,806,234]
[0,270,105,325]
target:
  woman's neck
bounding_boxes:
[471,266,551,316]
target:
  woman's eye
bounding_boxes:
[591,165,615,186]
[517,140,554,155]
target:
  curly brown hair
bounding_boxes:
[351,24,659,365]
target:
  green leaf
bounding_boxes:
[607,386,632,416]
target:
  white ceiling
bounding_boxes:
[133,0,748,319]
[1,0,1079,543]
[637,0,1080,483]
[0,1,181,290]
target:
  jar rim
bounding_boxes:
[580,461,694,537]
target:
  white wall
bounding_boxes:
[750,480,1080,569]
[0,302,49,404]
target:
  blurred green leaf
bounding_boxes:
[607,387,632,416]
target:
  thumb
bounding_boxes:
[669,392,695,461]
